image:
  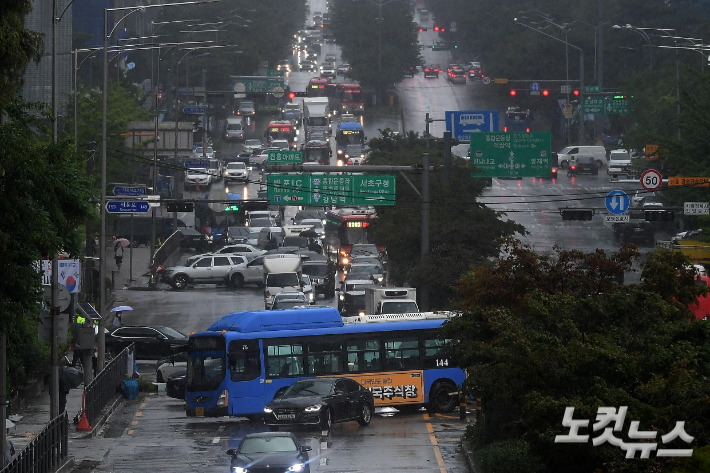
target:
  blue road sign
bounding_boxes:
[183,106,206,114]
[605,190,630,214]
[445,110,499,141]
[531,82,540,91]
[106,201,150,213]
[112,185,146,196]
[185,160,210,169]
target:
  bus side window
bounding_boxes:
[384,338,420,370]
[346,339,381,372]
[423,338,452,369]
[228,340,261,381]
[266,343,304,378]
[307,340,344,375]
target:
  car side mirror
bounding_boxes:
[226,449,236,456]
[301,446,312,452]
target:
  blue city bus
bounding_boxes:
[185,307,465,417]
[504,107,531,132]
[335,121,365,156]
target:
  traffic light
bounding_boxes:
[434,25,440,31]
[645,210,675,221]
[291,91,308,97]
[453,44,457,48]
[225,204,240,212]
[560,208,594,221]
[510,90,517,96]
[542,89,549,96]
[573,90,580,96]
[166,201,194,212]
[288,92,296,100]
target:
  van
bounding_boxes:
[112,216,187,247]
[419,9,429,20]
[556,145,607,170]
[257,227,284,249]
[225,117,245,141]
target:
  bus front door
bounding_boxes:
[227,339,265,415]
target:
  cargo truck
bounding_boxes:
[303,97,331,140]
[263,254,303,309]
[365,287,419,315]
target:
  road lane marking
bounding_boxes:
[426,422,447,473]
[127,430,134,435]
[321,441,328,450]
[131,420,138,426]
[135,411,142,417]
[212,437,220,444]
[423,413,430,420]
[140,403,146,408]
[319,458,328,466]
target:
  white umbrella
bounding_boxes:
[111,306,133,312]
[6,419,15,429]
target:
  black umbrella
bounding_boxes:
[60,366,84,389]
[299,230,319,238]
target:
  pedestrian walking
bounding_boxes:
[114,244,124,270]
[4,423,16,466]
[113,311,122,328]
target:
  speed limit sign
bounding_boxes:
[641,169,662,191]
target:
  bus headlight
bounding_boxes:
[216,390,228,408]
[263,407,273,413]
[304,404,322,412]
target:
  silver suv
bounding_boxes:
[184,168,211,190]
[161,254,248,289]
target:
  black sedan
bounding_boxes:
[570,156,599,175]
[227,433,312,473]
[423,65,440,78]
[166,369,186,399]
[104,325,188,360]
[264,377,374,430]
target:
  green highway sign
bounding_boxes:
[583,94,631,114]
[267,150,303,164]
[469,132,552,178]
[583,85,602,93]
[231,76,285,94]
[267,174,396,206]
[266,70,285,77]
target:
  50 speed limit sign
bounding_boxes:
[641,169,662,191]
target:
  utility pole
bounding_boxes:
[442,131,452,186]
[1,332,7,463]
[50,0,60,421]
[420,153,430,312]
[597,0,604,87]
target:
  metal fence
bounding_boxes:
[84,344,132,425]
[1,413,68,473]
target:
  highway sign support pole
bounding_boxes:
[50,254,60,419]
[1,332,6,463]
[421,153,430,312]
[442,131,452,186]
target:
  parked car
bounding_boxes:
[166,370,187,399]
[156,352,188,383]
[264,377,374,430]
[104,325,188,360]
[161,254,249,289]
[226,433,312,473]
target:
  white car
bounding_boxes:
[215,243,266,258]
[299,219,325,238]
[184,168,211,190]
[193,146,215,159]
[249,153,269,169]
[223,162,249,182]
[207,158,222,180]
[320,62,336,79]
[270,139,291,150]
[270,291,309,310]
[243,139,263,154]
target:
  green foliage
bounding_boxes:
[471,438,546,473]
[0,0,44,111]
[444,243,710,472]
[365,132,524,308]
[0,99,96,395]
[331,0,421,95]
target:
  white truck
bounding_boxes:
[365,287,419,315]
[607,149,633,177]
[303,97,331,140]
[263,254,303,309]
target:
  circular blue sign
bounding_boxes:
[605,190,630,214]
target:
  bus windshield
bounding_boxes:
[380,301,419,314]
[266,273,300,287]
[304,147,329,163]
[341,89,362,103]
[187,336,225,392]
[267,127,294,142]
[336,130,364,146]
[341,224,370,245]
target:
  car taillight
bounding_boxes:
[347,160,353,165]
[571,166,576,170]
[425,68,429,72]
[552,168,557,173]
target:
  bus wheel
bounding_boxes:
[231,274,244,289]
[428,381,457,413]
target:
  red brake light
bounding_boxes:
[571,166,576,170]
[319,85,324,89]
[504,126,508,132]
[347,160,353,165]
[424,68,429,72]
[441,28,445,32]
[434,26,439,31]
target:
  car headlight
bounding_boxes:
[263,407,273,413]
[304,404,322,412]
[233,468,248,473]
[376,276,383,282]
[337,149,343,155]
[339,294,345,301]
[358,311,366,317]
[309,292,314,301]
[288,464,305,472]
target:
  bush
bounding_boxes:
[136,379,157,392]
[473,440,545,473]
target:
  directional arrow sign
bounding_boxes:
[605,190,630,215]
[112,185,147,196]
[106,201,151,213]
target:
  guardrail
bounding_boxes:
[1,413,68,473]
[84,344,132,426]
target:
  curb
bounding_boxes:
[56,456,75,473]
[71,395,125,440]
[461,435,480,473]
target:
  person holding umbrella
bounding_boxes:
[5,420,15,466]
[111,306,132,329]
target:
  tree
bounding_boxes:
[0,0,43,111]
[365,132,524,308]
[331,0,421,101]
[442,242,710,472]
[0,99,95,395]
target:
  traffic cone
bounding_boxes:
[76,392,91,431]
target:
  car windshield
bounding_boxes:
[275,293,307,303]
[283,237,308,247]
[347,282,375,291]
[381,301,419,314]
[245,139,261,147]
[266,273,300,287]
[351,244,379,255]
[353,256,381,266]
[295,210,325,222]
[227,163,246,170]
[283,380,333,397]
[239,101,253,109]
[303,264,328,276]
[250,218,272,227]
[239,437,297,454]
[350,264,380,274]
[229,227,249,236]
[274,301,306,310]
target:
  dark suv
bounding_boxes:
[105,325,188,359]
[571,156,599,175]
[302,260,336,298]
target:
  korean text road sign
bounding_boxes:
[445,110,499,141]
[112,185,147,196]
[668,177,710,187]
[183,107,206,115]
[605,190,629,215]
[267,174,396,206]
[583,85,602,93]
[530,82,540,96]
[469,132,552,178]
[266,70,285,77]
[605,214,630,223]
[106,201,150,213]
[561,84,571,94]
[493,78,508,84]
[230,76,285,93]
[646,144,659,161]
[185,160,210,169]
[583,95,604,113]
[267,150,303,164]
[583,94,631,114]
[684,202,709,215]
[640,169,662,191]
